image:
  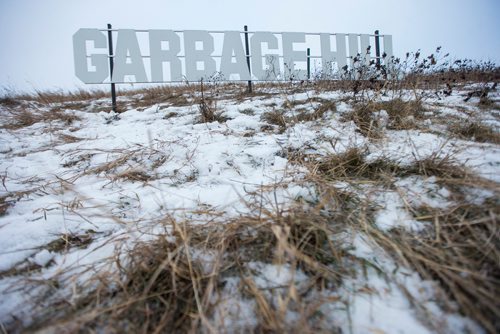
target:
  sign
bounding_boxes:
[73,28,393,84]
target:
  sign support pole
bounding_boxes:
[374,30,381,69]
[107,23,117,113]
[307,48,311,80]
[244,25,252,93]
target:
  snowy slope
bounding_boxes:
[0,84,498,333]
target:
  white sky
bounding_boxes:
[1,0,499,93]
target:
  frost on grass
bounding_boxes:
[0,82,499,333]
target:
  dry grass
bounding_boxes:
[48,108,82,125]
[0,105,81,130]
[294,100,337,123]
[38,233,212,333]
[306,144,500,333]
[112,168,152,182]
[85,153,132,176]
[406,154,470,180]
[448,121,500,144]
[260,99,337,132]
[2,88,109,105]
[1,109,40,129]
[309,147,471,184]
[58,133,84,144]
[0,190,33,218]
[35,88,108,104]
[0,195,9,217]
[198,97,227,123]
[80,146,169,184]
[344,98,426,138]
[0,96,21,107]
[128,87,192,109]
[311,148,397,182]
[374,199,500,333]
[24,203,353,333]
[378,98,426,129]
[261,109,287,131]
[197,81,228,123]
[0,260,44,280]
[45,232,95,253]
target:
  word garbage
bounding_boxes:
[73,29,393,84]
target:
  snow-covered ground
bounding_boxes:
[0,84,498,332]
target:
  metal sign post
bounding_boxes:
[243,25,252,93]
[307,48,311,80]
[375,30,381,69]
[107,24,117,112]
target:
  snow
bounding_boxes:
[395,176,453,209]
[372,190,424,231]
[0,87,498,332]
[32,249,54,267]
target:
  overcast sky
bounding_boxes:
[1,0,499,93]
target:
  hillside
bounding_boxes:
[0,77,499,333]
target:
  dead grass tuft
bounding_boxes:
[26,202,352,333]
[197,81,227,123]
[314,100,337,117]
[407,154,470,180]
[378,98,426,129]
[309,147,475,189]
[48,108,81,125]
[198,97,227,123]
[239,108,255,116]
[112,168,152,183]
[5,88,109,105]
[0,96,21,107]
[45,232,94,253]
[0,108,39,129]
[261,109,287,131]
[85,153,132,176]
[58,133,83,144]
[0,260,43,279]
[379,199,500,333]
[294,100,337,123]
[34,89,108,104]
[306,144,499,333]
[163,111,178,119]
[345,98,426,137]
[448,121,500,144]
[311,148,401,182]
[0,195,11,216]
[130,88,191,109]
[1,106,81,130]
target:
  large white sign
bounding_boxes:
[73,29,393,84]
